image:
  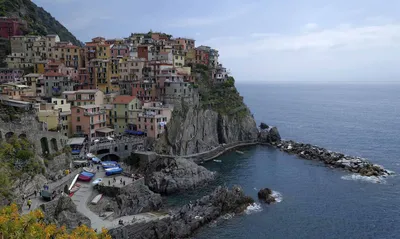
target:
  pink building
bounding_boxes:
[71,104,109,138]
[137,102,173,138]
[111,44,130,58]
[0,68,24,83]
[175,38,195,51]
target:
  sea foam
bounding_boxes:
[341,174,387,184]
[245,203,262,214]
[271,191,283,203]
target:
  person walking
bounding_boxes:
[34,190,37,198]
[27,198,32,210]
[120,178,123,184]
[97,165,100,171]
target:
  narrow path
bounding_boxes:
[21,169,80,215]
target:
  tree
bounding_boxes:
[0,203,111,239]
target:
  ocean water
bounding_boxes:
[189,83,400,239]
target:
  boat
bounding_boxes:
[213,159,222,163]
[91,157,101,164]
[102,161,119,169]
[91,194,103,205]
[70,183,81,193]
[236,150,244,155]
[78,171,95,181]
[68,174,79,191]
[78,174,92,181]
[83,167,96,173]
[105,167,123,176]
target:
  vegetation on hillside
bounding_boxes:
[0,203,111,239]
[0,0,81,46]
[0,135,43,202]
[193,64,249,118]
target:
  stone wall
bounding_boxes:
[0,109,68,155]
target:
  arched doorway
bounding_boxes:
[5,132,14,140]
[50,138,58,152]
[40,137,50,155]
[18,133,27,139]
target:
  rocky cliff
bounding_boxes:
[155,101,258,156]
[40,196,91,229]
[135,153,216,194]
[92,179,163,217]
[109,186,254,239]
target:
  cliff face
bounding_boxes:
[155,107,258,156]
[0,0,81,46]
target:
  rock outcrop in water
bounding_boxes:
[258,188,276,204]
[277,140,392,176]
[40,195,90,229]
[138,155,216,195]
[109,186,254,239]
[258,126,281,144]
[155,107,259,156]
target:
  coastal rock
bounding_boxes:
[154,108,258,156]
[116,179,163,216]
[276,140,393,177]
[257,188,276,204]
[258,126,281,144]
[109,186,254,239]
[142,157,216,194]
[40,195,90,229]
[92,179,162,217]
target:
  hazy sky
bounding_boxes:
[33,0,400,83]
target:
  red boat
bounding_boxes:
[78,174,92,181]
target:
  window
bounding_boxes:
[125,145,128,150]
[151,125,153,130]
[77,109,80,113]
[77,117,80,122]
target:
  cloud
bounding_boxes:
[206,23,400,56]
[167,4,253,28]
[203,23,400,82]
[304,23,318,31]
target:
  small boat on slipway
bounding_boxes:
[83,167,96,174]
[91,194,103,205]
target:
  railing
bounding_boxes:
[90,119,106,125]
[84,110,105,116]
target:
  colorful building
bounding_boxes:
[0,17,26,39]
[24,73,44,97]
[0,68,24,83]
[62,89,104,107]
[137,102,173,138]
[71,104,109,139]
[111,95,142,134]
[37,103,60,132]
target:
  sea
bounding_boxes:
[169,83,400,239]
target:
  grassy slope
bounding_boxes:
[0,0,81,46]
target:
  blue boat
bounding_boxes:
[81,171,95,177]
[101,161,118,169]
[105,167,123,176]
[91,157,101,163]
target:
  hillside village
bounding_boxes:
[0,17,232,159]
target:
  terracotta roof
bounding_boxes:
[113,95,135,104]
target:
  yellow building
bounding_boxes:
[96,43,111,59]
[91,59,112,93]
[185,49,195,65]
[24,73,43,96]
[37,103,60,131]
[34,61,46,74]
[173,53,185,67]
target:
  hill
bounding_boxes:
[0,0,81,46]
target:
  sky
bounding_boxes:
[33,0,400,83]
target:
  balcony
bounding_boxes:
[84,110,105,116]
